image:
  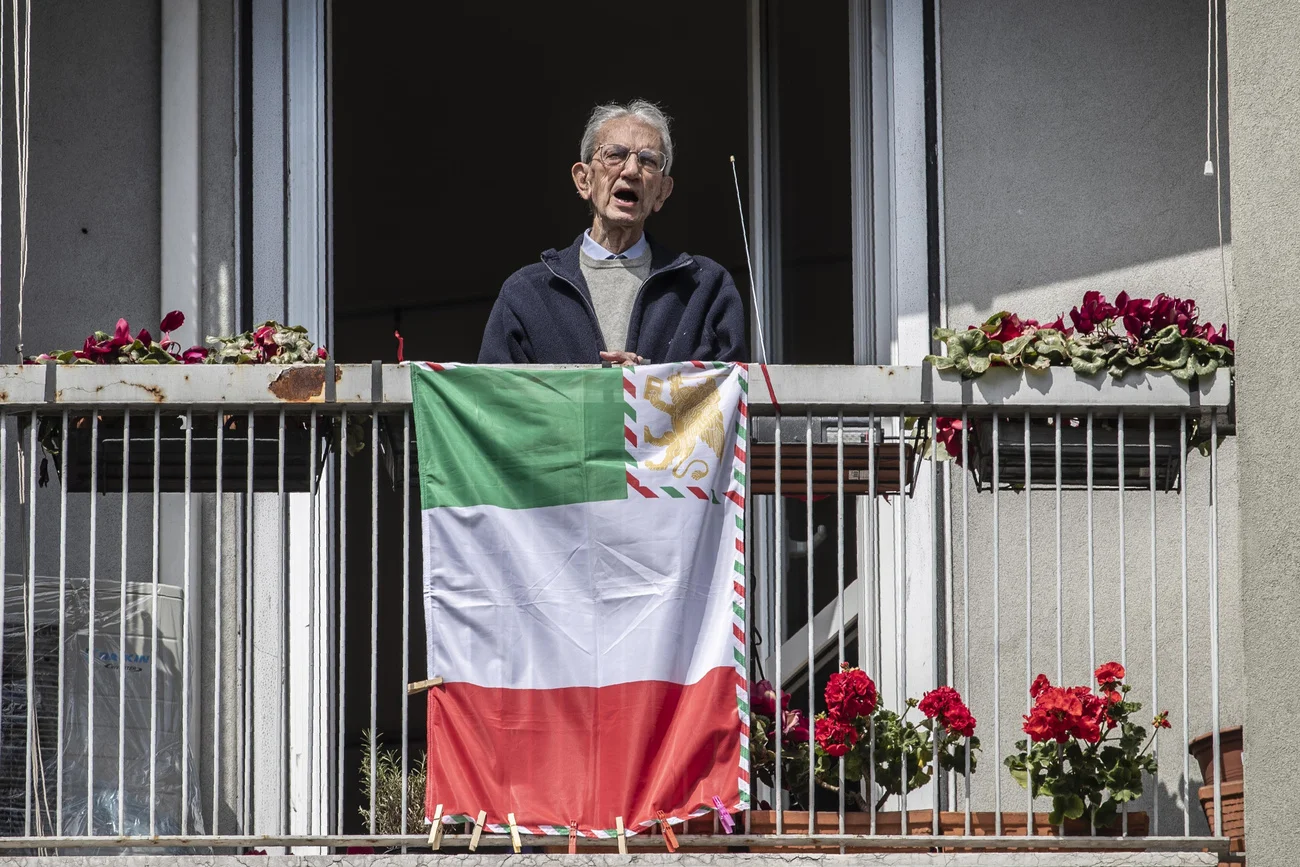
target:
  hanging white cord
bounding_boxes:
[1211,0,1230,333]
[1203,0,1213,175]
[729,155,771,366]
[12,0,30,359]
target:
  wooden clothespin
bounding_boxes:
[568,824,578,854]
[615,817,628,855]
[468,810,487,852]
[427,804,445,849]
[406,676,444,696]
[656,810,679,853]
[507,812,522,853]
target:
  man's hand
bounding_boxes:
[600,350,645,366]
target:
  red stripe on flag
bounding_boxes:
[735,538,745,554]
[626,471,657,498]
[623,377,636,398]
[738,401,748,418]
[734,445,746,463]
[725,491,745,509]
[690,360,706,369]
[624,425,637,447]
[425,668,742,834]
[426,362,445,372]
[740,722,750,738]
[733,581,745,599]
[738,767,751,784]
[732,624,745,642]
[687,486,709,500]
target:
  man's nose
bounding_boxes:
[619,154,641,181]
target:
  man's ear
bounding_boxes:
[572,162,593,200]
[651,175,674,213]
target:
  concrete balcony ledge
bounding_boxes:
[2,856,1223,867]
[0,363,1231,414]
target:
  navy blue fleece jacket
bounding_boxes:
[478,233,748,364]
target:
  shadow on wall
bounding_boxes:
[939,0,1231,308]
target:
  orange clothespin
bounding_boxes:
[656,810,679,853]
[568,823,578,854]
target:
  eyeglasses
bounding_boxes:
[591,143,668,174]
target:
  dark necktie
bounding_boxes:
[607,254,626,260]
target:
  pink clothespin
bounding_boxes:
[712,797,735,834]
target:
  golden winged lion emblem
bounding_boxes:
[642,372,725,480]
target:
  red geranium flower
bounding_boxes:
[1030,673,1051,699]
[918,685,977,737]
[814,716,859,757]
[1094,662,1125,685]
[824,663,878,722]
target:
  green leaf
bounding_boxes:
[1063,793,1086,820]
[927,354,956,370]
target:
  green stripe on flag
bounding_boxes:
[736,515,745,530]
[662,486,685,498]
[734,647,745,665]
[411,365,627,510]
[736,423,747,440]
[732,602,744,619]
[624,403,636,422]
[739,376,748,393]
[738,699,750,714]
[733,561,745,576]
[741,747,750,761]
[734,469,746,486]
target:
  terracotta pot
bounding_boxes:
[1198,780,1245,853]
[1189,726,1244,786]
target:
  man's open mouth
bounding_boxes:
[613,189,640,204]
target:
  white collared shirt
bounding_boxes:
[582,229,649,261]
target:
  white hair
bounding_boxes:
[579,100,675,175]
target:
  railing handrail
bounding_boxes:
[0,363,1232,414]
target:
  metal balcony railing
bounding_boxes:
[0,363,1233,858]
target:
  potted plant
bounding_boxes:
[1003,662,1167,835]
[730,665,979,846]
[1187,725,1244,851]
[924,292,1232,492]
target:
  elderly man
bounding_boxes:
[478,100,747,365]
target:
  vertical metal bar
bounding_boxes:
[241,411,254,831]
[308,410,319,833]
[992,413,1001,835]
[1087,414,1096,678]
[277,409,287,836]
[897,413,908,833]
[56,410,69,834]
[150,409,161,836]
[1209,416,1222,835]
[86,414,97,835]
[805,412,815,834]
[836,413,845,835]
[337,410,349,833]
[1023,412,1032,834]
[369,411,379,834]
[1117,413,1127,837]
[1055,413,1062,683]
[118,410,130,833]
[1118,413,1126,670]
[213,411,223,835]
[867,411,876,835]
[1180,413,1190,836]
[241,410,253,831]
[182,409,194,834]
[930,413,940,837]
[24,410,37,836]
[401,410,411,839]
[773,414,783,834]
[1149,413,1159,835]
[0,418,7,826]
[743,420,753,837]
[961,410,970,835]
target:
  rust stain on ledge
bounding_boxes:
[268,366,342,402]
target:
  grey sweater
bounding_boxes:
[578,247,653,353]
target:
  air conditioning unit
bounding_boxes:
[0,577,198,840]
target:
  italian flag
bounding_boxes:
[413,362,750,838]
